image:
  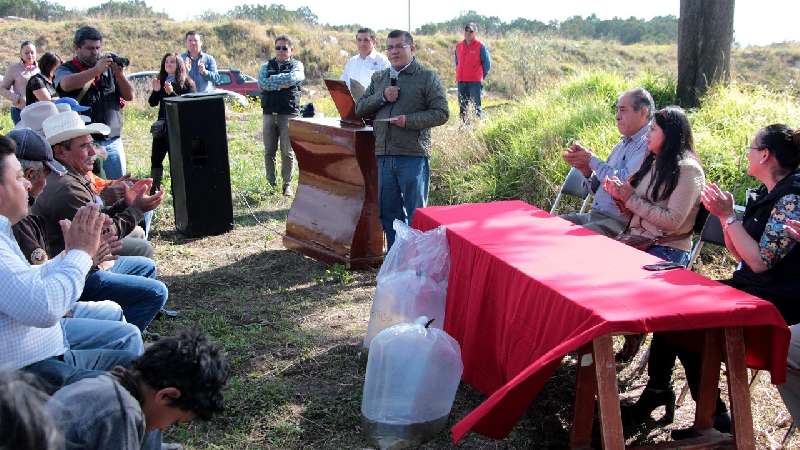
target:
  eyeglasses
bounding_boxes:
[275,46,289,51]
[385,44,410,52]
[465,29,474,33]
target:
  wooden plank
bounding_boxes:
[723,327,756,449]
[570,343,598,449]
[594,335,625,450]
[628,432,734,449]
[694,329,723,431]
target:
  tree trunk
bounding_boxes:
[677,0,735,108]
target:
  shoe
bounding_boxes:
[282,185,294,197]
[621,387,676,426]
[670,411,731,440]
[161,443,183,450]
[156,308,178,320]
[142,330,160,341]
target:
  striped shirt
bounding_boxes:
[0,215,92,369]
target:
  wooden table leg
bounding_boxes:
[571,343,598,449]
[723,327,755,449]
[694,329,722,431]
[594,335,625,450]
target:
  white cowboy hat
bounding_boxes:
[14,101,59,133]
[42,111,110,146]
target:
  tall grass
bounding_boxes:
[430,72,800,208]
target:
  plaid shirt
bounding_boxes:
[0,215,92,369]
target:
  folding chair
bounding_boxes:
[550,167,592,215]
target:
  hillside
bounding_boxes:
[0,17,798,99]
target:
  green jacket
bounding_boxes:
[355,58,449,157]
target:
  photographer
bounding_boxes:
[55,26,133,180]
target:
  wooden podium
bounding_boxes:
[284,117,384,268]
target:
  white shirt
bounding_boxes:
[341,50,390,92]
[0,215,93,369]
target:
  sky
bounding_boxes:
[51,0,799,47]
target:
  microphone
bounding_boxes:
[390,76,397,86]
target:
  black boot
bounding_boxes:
[621,387,676,426]
[150,167,163,194]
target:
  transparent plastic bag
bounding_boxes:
[362,316,463,449]
[364,220,450,349]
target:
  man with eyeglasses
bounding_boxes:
[258,34,305,197]
[455,22,491,122]
[32,110,168,333]
[355,30,449,249]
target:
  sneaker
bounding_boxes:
[282,185,294,197]
[161,444,183,450]
[156,308,178,320]
[142,330,160,341]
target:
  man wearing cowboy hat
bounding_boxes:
[32,110,168,332]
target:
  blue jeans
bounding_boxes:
[646,244,690,266]
[63,301,144,356]
[378,156,429,249]
[10,106,21,124]
[22,348,136,394]
[457,81,483,120]
[97,136,126,180]
[79,256,168,331]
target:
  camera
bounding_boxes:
[108,53,130,68]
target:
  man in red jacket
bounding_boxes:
[454,22,491,122]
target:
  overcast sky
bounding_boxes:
[51,0,799,47]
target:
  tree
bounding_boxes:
[677,0,735,107]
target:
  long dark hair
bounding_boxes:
[629,106,695,202]
[158,52,194,92]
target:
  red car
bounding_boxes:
[216,68,260,98]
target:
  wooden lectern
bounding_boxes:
[285,112,384,268]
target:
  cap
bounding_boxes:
[7,128,67,176]
[53,97,90,113]
[465,22,478,32]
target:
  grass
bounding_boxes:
[1,17,799,101]
[1,36,800,447]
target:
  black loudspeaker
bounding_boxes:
[164,94,233,237]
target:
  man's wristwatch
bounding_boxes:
[723,214,739,229]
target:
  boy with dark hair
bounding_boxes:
[0,369,63,450]
[46,329,229,449]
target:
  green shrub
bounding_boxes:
[430,72,800,208]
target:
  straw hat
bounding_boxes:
[42,111,110,146]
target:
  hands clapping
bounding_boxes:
[700,182,735,219]
[123,178,164,212]
[60,204,105,257]
[563,142,593,177]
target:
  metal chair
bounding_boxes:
[550,167,592,215]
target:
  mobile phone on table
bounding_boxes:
[642,261,684,271]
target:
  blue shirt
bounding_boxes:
[583,124,650,222]
[180,51,220,93]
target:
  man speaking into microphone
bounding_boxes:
[356,30,449,249]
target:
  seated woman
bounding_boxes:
[605,105,705,266]
[26,52,60,104]
[625,124,800,439]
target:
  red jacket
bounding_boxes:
[455,39,486,82]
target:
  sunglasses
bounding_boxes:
[275,46,289,51]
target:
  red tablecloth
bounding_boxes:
[411,200,790,443]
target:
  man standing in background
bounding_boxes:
[341,28,389,95]
[258,35,305,197]
[182,31,221,93]
[454,22,491,122]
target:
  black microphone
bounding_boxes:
[390,76,397,86]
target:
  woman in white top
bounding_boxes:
[0,41,39,124]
